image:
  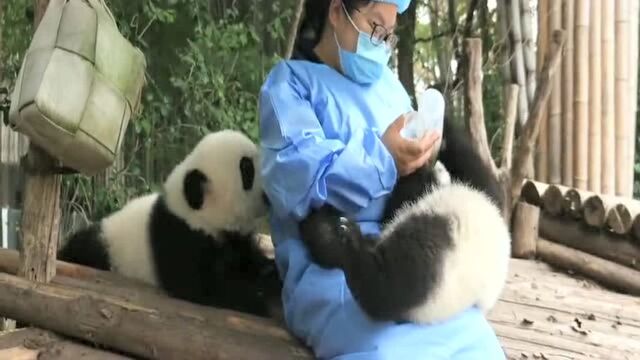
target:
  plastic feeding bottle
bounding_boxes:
[400,88,445,140]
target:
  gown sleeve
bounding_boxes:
[259,62,398,220]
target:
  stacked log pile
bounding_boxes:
[513,179,640,296]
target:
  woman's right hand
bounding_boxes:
[382,114,441,176]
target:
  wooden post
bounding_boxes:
[615,0,630,196]
[511,201,539,258]
[18,0,62,285]
[601,0,616,195]
[588,0,602,193]
[561,0,575,187]
[573,0,590,190]
[548,0,562,185]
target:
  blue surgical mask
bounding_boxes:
[335,5,392,85]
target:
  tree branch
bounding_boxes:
[510,30,566,209]
[284,0,305,59]
[463,38,499,177]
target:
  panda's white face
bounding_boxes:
[163,130,269,237]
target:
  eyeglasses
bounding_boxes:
[344,4,399,49]
[369,22,398,49]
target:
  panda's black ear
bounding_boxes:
[183,169,209,210]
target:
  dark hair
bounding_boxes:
[293,0,371,56]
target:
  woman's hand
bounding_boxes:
[382,114,441,176]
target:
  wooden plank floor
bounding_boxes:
[490,259,640,360]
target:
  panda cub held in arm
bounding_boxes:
[59,130,279,317]
[299,119,511,324]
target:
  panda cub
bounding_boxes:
[299,119,511,324]
[59,130,280,317]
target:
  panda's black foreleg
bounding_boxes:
[381,166,439,225]
[438,118,504,208]
[338,210,452,323]
[298,204,360,269]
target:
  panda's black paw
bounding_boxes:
[299,205,352,269]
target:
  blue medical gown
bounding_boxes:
[259,60,506,360]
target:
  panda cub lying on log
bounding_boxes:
[59,130,280,317]
[299,119,511,324]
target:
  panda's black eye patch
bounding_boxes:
[240,156,255,191]
[184,169,208,210]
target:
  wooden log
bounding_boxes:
[0,272,310,360]
[541,184,570,216]
[0,248,284,324]
[537,238,640,296]
[548,0,562,185]
[539,213,640,271]
[632,216,640,244]
[562,188,582,219]
[510,30,565,211]
[0,249,162,295]
[601,0,616,195]
[561,0,575,187]
[615,0,631,196]
[0,327,133,359]
[606,201,640,235]
[573,0,590,190]
[582,195,606,227]
[535,0,550,183]
[464,38,499,177]
[588,0,602,193]
[511,201,539,258]
[519,180,548,206]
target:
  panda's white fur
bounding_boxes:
[299,120,511,324]
[100,193,160,285]
[387,180,511,323]
[59,130,279,316]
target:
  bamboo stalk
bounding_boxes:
[588,0,602,193]
[520,0,536,105]
[548,0,562,184]
[627,0,639,197]
[501,85,520,171]
[601,0,616,195]
[508,0,530,127]
[615,0,630,196]
[573,0,590,190]
[535,0,550,183]
[561,0,575,187]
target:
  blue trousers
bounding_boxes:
[274,230,507,360]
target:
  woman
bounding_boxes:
[259,1,505,359]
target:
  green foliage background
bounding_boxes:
[2,0,293,221]
[1,0,638,228]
